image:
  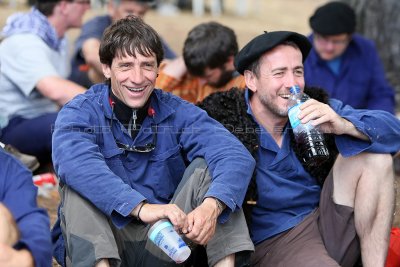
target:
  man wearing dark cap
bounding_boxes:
[0,0,89,165]
[69,0,176,88]
[304,1,395,114]
[232,30,400,266]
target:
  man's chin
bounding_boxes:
[320,54,336,61]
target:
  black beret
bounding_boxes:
[234,31,311,75]
[309,1,356,35]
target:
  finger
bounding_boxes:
[185,212,195,234]
[194,214,216,244]
[167,206,186,229]
[198,219,217,244]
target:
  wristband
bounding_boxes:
[215,198,225,214]
[136,202,146,222]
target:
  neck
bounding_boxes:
[47,14,66,38]
[110,90,150,128]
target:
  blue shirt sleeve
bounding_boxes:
[330,99,400,156]
[0,150,52,267]
[172,100,256,222]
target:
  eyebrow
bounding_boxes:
[271,67,288,72]
[270,65,304,73]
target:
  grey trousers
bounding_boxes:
[60,158,254,267]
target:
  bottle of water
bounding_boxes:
[287,85,329,167]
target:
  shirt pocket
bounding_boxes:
[102,148,123,166]
[101,148,128,180]
[149,144,186,202]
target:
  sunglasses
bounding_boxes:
[109,99,157,153]
[115,124,157,153]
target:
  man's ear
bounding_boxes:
[102,64,111,79]
[244,70,257,93]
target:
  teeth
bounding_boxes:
[127,87,145,92]
[280,94,290,99]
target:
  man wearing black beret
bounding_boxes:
[304,1,395,114]
[232,30,400,266]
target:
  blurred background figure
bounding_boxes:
[304,1,396,114]
[69,0,176,88]
[0,0,89,166]
[0,147,52,267]
[156,21,244,103]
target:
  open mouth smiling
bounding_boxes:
[126,86,145,92]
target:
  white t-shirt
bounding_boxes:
[0,33,70,128]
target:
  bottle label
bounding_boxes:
[288,104,301,129]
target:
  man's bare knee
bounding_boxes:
[363,153,393,173]
[333,153,393,207]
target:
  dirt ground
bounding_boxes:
[1,0,399,265]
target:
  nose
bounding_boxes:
[128,67,145,84]
[283,73,297,88]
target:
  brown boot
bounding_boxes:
[0,143,40,172]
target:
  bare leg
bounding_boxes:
[214,254,235,267]
[95,259,110,267]
[332,153,394,267]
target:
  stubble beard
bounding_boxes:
[258,93,288,119]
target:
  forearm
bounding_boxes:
[82,38,103,76]
[0,244,34,267]
[12,248,34,267]
[36,76,86,106]
[161,57,187,79]
[341,118,369,141]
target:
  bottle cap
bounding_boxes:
[289,85,300,94]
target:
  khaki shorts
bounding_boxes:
[251,171,360,267]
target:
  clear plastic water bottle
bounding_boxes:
[287,85,329,167]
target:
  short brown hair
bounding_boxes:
[99,15,164,67]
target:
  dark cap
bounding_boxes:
[234,31,311,75]
[309,1,356,35]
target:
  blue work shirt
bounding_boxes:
[52,84,255,228]
[0,149,52,267]
[304,33,396,114]
[245,90,400,245]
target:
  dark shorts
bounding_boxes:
[0,113,57,163]
[251,171,360,267]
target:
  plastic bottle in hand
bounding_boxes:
[287,85,329,167]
